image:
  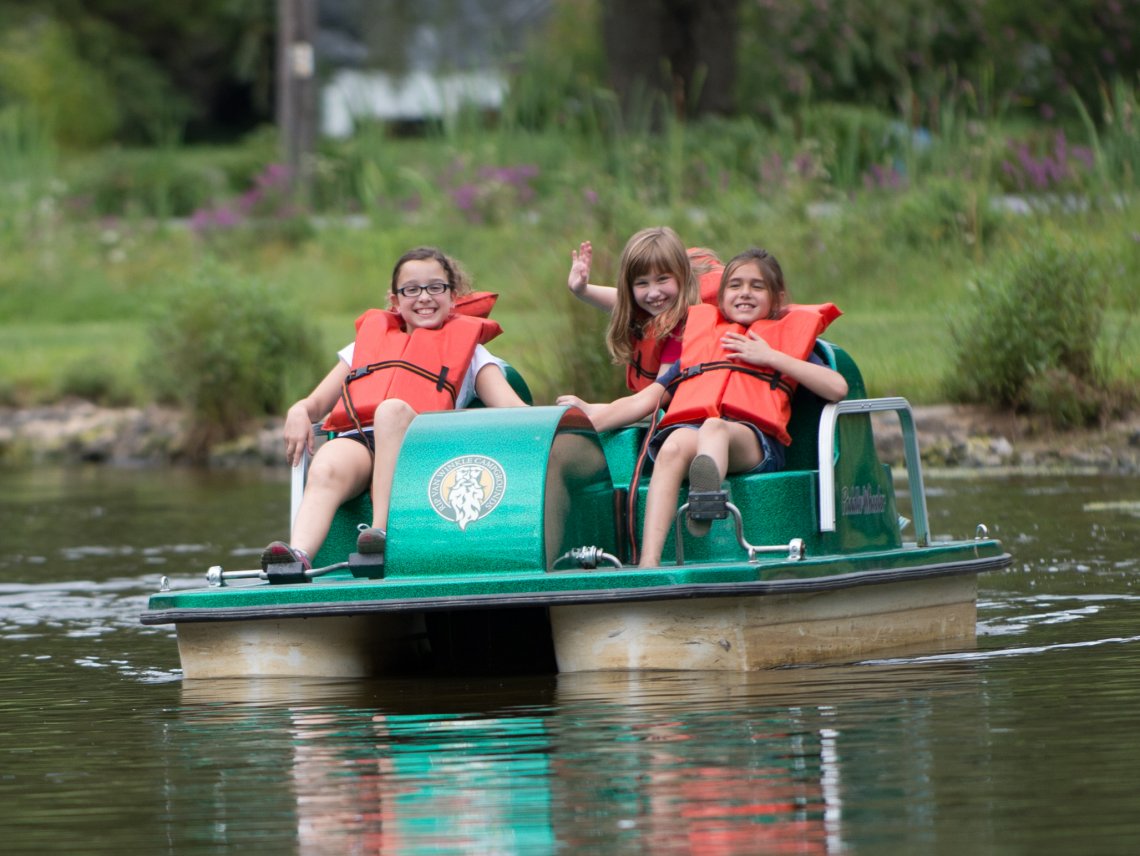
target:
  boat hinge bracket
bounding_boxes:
[552,545,624,571]
[674,501,805,565]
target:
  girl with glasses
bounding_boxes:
[261,247,527,570]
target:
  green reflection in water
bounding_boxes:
[1,466,1139,854]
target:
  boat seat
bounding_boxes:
[600,340,900,562]
[599,339,863,487]
[782,339,865,471]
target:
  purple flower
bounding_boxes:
[451,184,479,211]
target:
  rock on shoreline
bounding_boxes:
[1,401,1138,473]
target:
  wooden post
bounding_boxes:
[277,0,317,201]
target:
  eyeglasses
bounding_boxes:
[396,280,453,299]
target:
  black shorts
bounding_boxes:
[337,429,375,452]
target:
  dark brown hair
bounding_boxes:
[718,247,788,319]
[390,247,473,296]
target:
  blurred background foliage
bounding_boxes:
[0,0,1137,448]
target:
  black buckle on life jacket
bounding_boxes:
[436,366,449,393]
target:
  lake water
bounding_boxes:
[1,464,1139,854]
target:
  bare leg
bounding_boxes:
[638,428,699,568]
[694,418,764,477]
[368,399,417,530]
[290,437,373,557]
[638,419,763,568]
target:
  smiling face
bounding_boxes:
[390,258,455,330]
[631,268,681,317]
[720,261,774,325]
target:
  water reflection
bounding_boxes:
[173,665,987,855]
[3,466,1140,853]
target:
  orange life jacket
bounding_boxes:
[626,332,674,392]
[658,302,841,445]
[624,254,724,392]
[322,299,502,433]
[687,249,724,305]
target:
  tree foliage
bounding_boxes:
[0,0,273,145]
[2,0,1140,145]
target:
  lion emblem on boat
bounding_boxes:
[428,455,507,529]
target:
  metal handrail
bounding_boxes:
[289,423,324,530]
[817,397,930,547]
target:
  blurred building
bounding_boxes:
[316,0,551,137]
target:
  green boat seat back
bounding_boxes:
[611,339,902,563]
[783,340,865,471]
[469,363,533,407]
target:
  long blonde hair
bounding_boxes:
[606,227,699,365]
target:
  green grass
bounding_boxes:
[1,115,1138,420]
[0,321,147,405]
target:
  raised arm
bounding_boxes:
[722,332,849,402]
[567,241,618,312]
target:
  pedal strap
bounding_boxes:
[686,489,730,520]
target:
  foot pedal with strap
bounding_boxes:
[265,562,311,584]
[686,489,730,521]
[348,551,386,578]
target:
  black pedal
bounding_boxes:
[348,551,386,578]
[687,489,729,520]
[265,561,311,584]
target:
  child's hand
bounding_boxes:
[555,393,598,420]
[283,404,315,467]
[722,330,779,367]
[567,241,592,295]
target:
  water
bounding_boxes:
[2,464,1139,854]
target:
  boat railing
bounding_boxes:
[817,397,931,547]
[290,424,325,529]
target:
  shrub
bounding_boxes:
[59,360,137,407]
[0,18,120,148]
[1022,368,1104,430]
[144,260,322,460]
[945,241,1105,420]
[886,178,1001,251]
[66,149,230,219]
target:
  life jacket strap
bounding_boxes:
[629,350,657,382]
[338,360,460,455]
[346,359,459,402]
[673,360,794,397]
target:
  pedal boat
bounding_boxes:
[141,344,1011,678]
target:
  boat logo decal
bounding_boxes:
[428,455,507,530]
[840,483,887,516]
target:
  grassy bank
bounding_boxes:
[2,114,1138,428]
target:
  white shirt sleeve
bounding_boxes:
[457,345,508,408]
[338,342,354,365]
